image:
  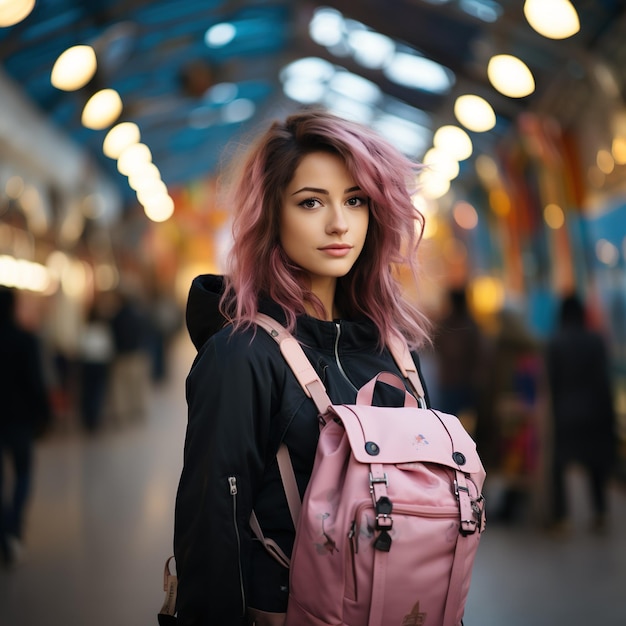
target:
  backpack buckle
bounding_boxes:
[454,479,470,497]
[455,473,479,536]
[369,471,389,487]
[375,496,393,530]
[374,496,394,551]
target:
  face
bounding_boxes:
[280,151,369,294]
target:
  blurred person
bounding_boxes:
[77,301,115,433]
[147,285,183,383]
[0,287,51,566]
[483,306,544,524]
[109,288,152,425]
[546,293,618,534]
[432,286,487,433]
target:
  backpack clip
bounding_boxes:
[369,471,389,488]
[455,472,479,536]
[374,496,394,552]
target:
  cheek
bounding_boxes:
[356,212,370,243]
[278,215,305,257]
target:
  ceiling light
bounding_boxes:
[128,163,162,190]
[81,89,123,130]
[347,30,395,69]
[524,0,580,40]
[323,93,374,125]
[487,54,535,98]
[117,143,152,176]
[383,52,454,94]
[433,125,473,160]
[454,94,496,132]
[205,82,238,104]
[280,57,335,84]
[222,98,256,124]
[309,7,344,47]
[329,71,381,104]
[0,0,35,27]
[136,181,168,205]
[280,57,335,105]
[103,122,140,159]
[283,80,326,104]
[141,193,175,223]
[422,148,460,180]
[205,22,236,47]
[372,114,430,157]
[420,172,451,200]
[51,45,97,91]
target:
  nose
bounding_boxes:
[326,205,349,235]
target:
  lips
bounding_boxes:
[318,244,353,257]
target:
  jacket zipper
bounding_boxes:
[228,476,246,617]
[334,322,358,392]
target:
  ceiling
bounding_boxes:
[1,0,626,211]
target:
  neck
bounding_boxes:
[306,277,338,321]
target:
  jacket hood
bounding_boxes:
[186,274,229,350]
[186,274,292,350]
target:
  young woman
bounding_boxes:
[174,109,431,625]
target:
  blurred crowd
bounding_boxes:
[46,283,183,435]
[427,287,621,535]
[0,282,183,567]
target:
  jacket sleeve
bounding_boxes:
[173,330,278,626]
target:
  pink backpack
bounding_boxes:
[254,314,486,626]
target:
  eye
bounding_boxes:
[346,196,367,207]
[298,198,321,210]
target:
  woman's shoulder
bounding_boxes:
[193,322,283,373]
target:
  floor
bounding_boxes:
[1,333,625,626]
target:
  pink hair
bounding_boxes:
[219,109,430,349]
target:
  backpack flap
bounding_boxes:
[329,404,483,475]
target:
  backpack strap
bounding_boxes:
[386,332,427,407]
[255,313,332,414]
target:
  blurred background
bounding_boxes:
[1,1,625,625]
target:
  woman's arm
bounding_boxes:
[173,330,276,626]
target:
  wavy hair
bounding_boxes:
[220,109,430,349]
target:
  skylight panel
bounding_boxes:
[384,52,455,94]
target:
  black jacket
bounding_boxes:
[546,326,617,464]
[0,308,51,434]
[174,275,428,625]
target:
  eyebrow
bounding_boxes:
[291,185,361,196]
